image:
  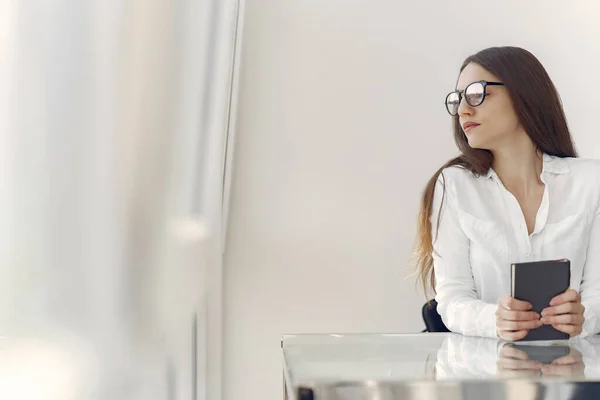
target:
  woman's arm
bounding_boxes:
[541,163,600,337]
[578,207,600,337]
[432,173,540,339]
[431,174,497,337]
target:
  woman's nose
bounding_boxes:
[457,96,474,117]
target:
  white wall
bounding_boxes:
[223,1,600,399]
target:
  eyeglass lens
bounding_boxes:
[445,82,486,116]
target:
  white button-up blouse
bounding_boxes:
[432,153,600,338]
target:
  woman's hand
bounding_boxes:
[496,296,543,341]
[541,289,585,336]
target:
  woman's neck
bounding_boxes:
[491,142,544,195]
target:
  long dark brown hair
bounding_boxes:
[414,46,578,296]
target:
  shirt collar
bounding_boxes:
[480,153,570,179]
[541,153,571,175]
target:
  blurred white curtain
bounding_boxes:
[0,0,242,399]
[197,0,245,399]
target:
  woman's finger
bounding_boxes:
[542,313,584,326]
[496,307,540,321]
[498,319,543,331]
[500,296,533,311]
[550,289,580,306]
[552,324,582,336]
[542,302,584,317]
[498,329,529,341]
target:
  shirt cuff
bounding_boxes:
[477,302,499,338]
[580,300,598,338]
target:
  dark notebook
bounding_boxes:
[511,259,571,341]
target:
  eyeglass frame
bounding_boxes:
[445,80,505,116]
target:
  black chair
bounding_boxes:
[421,299,450,332]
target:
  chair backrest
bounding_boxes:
[421,299,450,332]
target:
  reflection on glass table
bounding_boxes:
[282,333,600,400]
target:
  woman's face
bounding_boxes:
[455,62,522,150]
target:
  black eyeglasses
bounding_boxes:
[445,81,504,116]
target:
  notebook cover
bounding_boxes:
[510,259,571,341]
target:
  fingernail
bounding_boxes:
[541,310,547,317]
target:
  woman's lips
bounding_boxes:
[463,122,480,132]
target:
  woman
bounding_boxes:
[414,46,600,340]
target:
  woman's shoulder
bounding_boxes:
[552,155,600,178]
[434,165,484,204]
[437,164,483,186]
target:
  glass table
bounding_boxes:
[282,333,600,400]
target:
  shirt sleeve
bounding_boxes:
[431,172,498,338]
[579,205,600,337]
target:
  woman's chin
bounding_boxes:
[467,136,491,151]
[467,138,483,149]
